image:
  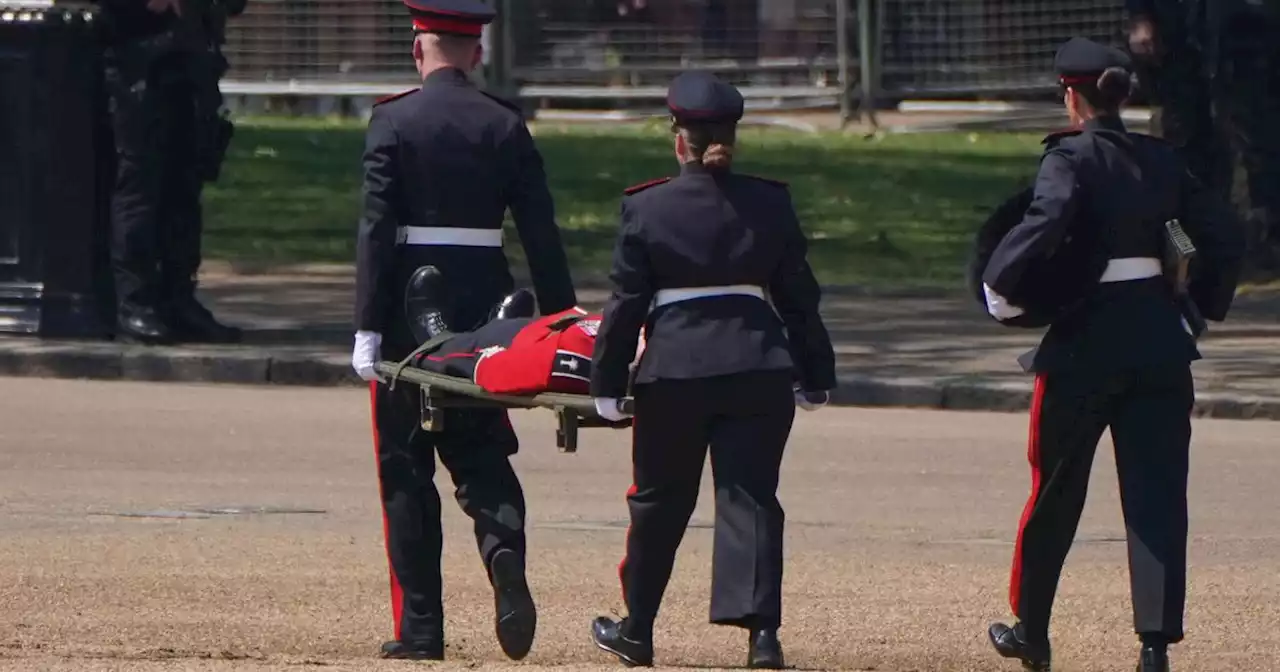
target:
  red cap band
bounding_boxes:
[411,16,483,36]
[1059,75,1097,86]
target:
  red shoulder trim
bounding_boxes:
[623,177,671,195]
[1041,128,1083,145]
[374,88,418,106]
[742,174,789,188]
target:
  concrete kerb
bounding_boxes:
[1,341,1278,421]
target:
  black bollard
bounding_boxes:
[0,2,114,339]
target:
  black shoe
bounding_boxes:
[404,265,451,344]
[988,622,1051,671]
[491,288,536,321]
[591,616,653,667]
[117,305,176,345]
[168,299,242,344]
[748,629,785,669]
[489,548,536,660]
[380,639,444,660]
[1138,644,1170,672]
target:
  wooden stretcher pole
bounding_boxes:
[373,362,633,453]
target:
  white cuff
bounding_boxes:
[352,331,383,382]
[983,283,1025,320]
[593,397,630,422]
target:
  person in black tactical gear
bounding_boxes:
[587,71,836,670]
[1126,0,1280,272]
[97,0,244,344]
[977,38,1246,672]
[349,0,580,662]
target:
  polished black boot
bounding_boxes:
[489,548,536,660]
[117,304,176,345]
[491,288,536,321]
[1137,642,1170,672]
[748,629,784,669]
[591,616,653,667]
[404,265,452,344]
[989,622,1051,671]
[167,298,242,344]
[380,639,444,660]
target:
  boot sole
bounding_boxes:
[590,634,651,667]
[988,627,1051,672]
[491,554,536,660]
[115,333,176,347]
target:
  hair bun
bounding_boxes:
[1097,66,1133,99]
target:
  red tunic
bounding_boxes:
[413,309,604,396]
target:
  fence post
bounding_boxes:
[837,0,852,128]
[857,0,880,129]
[489,0,514,98]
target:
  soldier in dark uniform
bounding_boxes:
[97,0,244,344]
[978,38,1246,672]
[1127,0,1280,270]
[586,72,837,669]
[349,0,579,661]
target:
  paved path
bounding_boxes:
[0,379,1277,671]
[1,267,1278,418]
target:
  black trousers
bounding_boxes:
[1009,365,1194,644]
[370,379,525,643]
[619,370,796,637]
[104,51,205,310]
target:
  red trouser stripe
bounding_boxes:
[370,382,406,641]
[618,483,638,604]
[1009,373,1047,614]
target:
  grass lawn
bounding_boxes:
[203,117,1048,288]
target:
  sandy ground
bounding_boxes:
[0,378,1276,671]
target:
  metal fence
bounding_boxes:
[221,0,1129,109]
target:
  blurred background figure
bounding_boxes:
[1128,0,1280,274]
[97,0,245,345]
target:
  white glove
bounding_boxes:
[593,397,631,422]
[795,390,829,411]
[352,331,384,383]
[983,283,1025,320]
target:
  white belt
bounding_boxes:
[652,285,766,309]
[1099,257,1162,283]
[398,226,503,247]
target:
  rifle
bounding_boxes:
[190,0,239,182]
[1162,219,1208,339]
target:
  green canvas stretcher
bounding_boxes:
[373,360,634,454]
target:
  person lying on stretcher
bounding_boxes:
[399,265,641,398]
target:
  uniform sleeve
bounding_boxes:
[769,192,837,392]
[354,109,400,333]
[1179,168,1246,321]
[982,147,1081,298]
[508,122,578,314]
[589,199,654,399]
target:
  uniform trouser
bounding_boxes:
[370,380,525,643]
[105,51,205,310]
[618,370,796,638]
[1009,365,1194,644]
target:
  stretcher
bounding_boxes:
[374,344,634,455]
